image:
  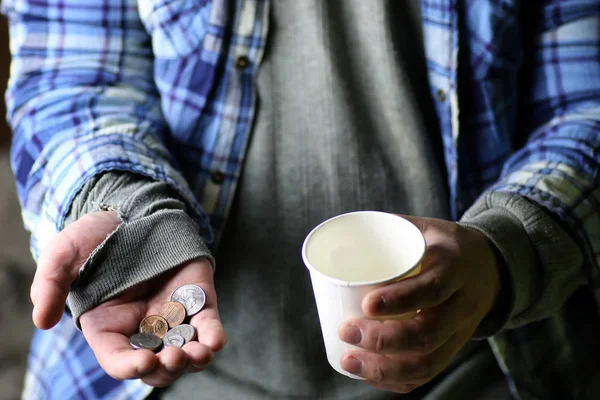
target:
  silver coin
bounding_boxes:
[129,332,162,351]
[170,284,206,316]
[163,334,185,348]
[165,324,196,344]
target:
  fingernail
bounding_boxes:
[341,325,362,345]
[343,356,363,375]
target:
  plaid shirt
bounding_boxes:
[3,0,600,399]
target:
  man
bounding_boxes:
[3,0,600,399]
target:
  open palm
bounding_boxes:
[31,211,226,387]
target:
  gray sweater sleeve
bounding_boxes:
[64,171,214,329]
[460,192,586,338]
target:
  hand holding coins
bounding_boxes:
[130,284,206,351]
[32,210,222,386]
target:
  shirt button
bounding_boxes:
[235,56,250,69]
[210,171,226,185]
[436,89,447,103]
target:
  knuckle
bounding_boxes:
[47,237,77,268]
[426,271,446,304]
[40,252,76,289]
[368,321,403,353]
[443,238,462,263]
[46,274,70,292]
[39,236,81,291]
[372,364,387,383]
[374,329,389,353]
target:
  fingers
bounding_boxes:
[340,293,464,354]
[83,327,215,386]
[31,237,78,329]
[31,211,121,329]
[83,330,158,380]
[341,329,470,384]
[137,341,215,387]
[79,258,225,386]
[140,347,188,387]
[182,341,214,370]
[190,315,227,352]
[187,284,227,352]
[362,224,463,317]
[363,261,459,316]
[157,277,226,356]
[141,349,186,387]
[165,264,227,353]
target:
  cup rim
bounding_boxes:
[301,211,426,287]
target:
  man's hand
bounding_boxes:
[338,216,504,393]
[30,211,226,387]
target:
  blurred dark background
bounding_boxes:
[0,10,37,400]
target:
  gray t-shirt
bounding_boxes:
[158,1,503,399]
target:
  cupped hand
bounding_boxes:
[30,211,226,387]
[338,216,504,393]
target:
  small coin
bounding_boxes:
[163,334,185,348]
[159,301,187,328]
[139,315,169,338]
[171,284,206,316]
[164,324,196,344]
[129,332,162,351]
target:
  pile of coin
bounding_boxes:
[129,284,206,352]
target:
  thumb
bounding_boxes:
[394,214,439,270]
[396,214,432,234]
[31,211,121,329]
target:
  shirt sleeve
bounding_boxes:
[461,1,600,338]
[485,2,600,292]
[2,0,213,261]
[64,171,214,329]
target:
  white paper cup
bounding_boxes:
[302,211,426,379]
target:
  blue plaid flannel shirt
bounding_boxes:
[3,0,600,399]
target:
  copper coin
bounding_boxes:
[159,301,187,328]
[139,315,169,339]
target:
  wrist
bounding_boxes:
[463,225,508,316]
[486,238,510,315]
[459,215,519,338]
